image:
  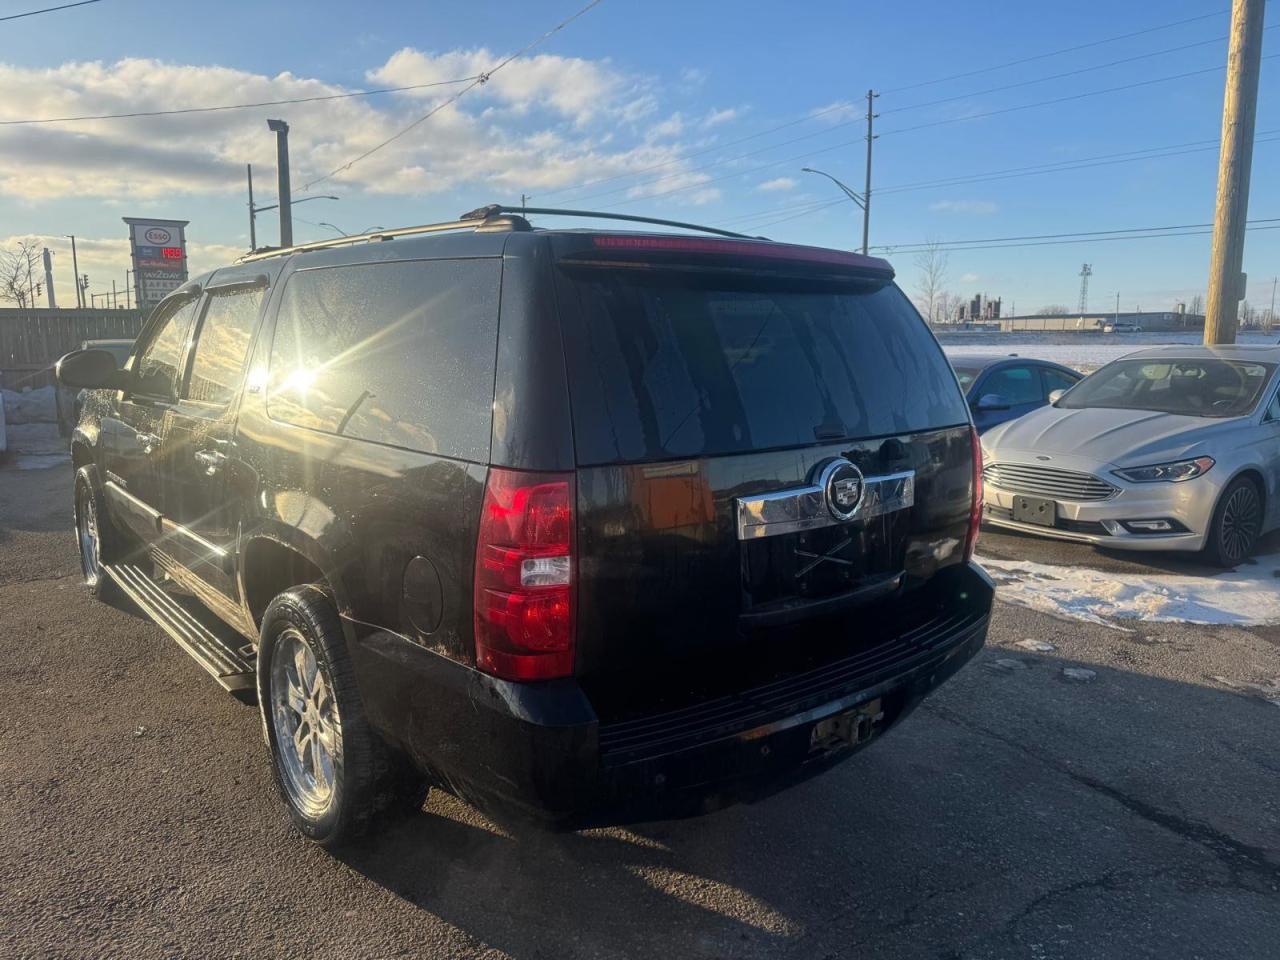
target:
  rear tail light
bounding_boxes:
[964,426,983,562]
[474,468,575,681]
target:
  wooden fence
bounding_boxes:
[1,308,144,390]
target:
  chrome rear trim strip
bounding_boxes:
[736,470,914,540]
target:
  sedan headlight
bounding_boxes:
[1112,456,1215,483]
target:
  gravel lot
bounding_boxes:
[1,460,1278,959]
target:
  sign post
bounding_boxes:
[123,217,190,317]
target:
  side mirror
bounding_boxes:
[974,393,1011,412]
[55,349,131,391]
[1048,388,1067,405]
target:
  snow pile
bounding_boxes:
[0,385,57,423]
[978,550,1280,628]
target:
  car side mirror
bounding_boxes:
[1048,389,1067,405]
[55,348,132,391]
[974,393,1011,412]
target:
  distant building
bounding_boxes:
[998,308,1204,333]
[956,293,1002,322]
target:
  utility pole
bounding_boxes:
[111,279,117,309]
[1268,275,1277,333]
[247,163,257,252]
[41,248,55,308]
[862,89,879,256]
[125,269,132,310]
[267,119,293,248]
[1115,291,1120,326]
[1204,0,1266,344]
[66,235,82,308]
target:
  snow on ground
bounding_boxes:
[978,550,1280,628]
[941,332,1278,374]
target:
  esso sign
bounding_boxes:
[144,227,173,244]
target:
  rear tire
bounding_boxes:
[74,465,122,604]
[257,585,427,847]
[1203,476,1263,568]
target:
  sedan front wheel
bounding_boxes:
[1204,476,1263,567]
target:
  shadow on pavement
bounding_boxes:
[334,647,1280,959]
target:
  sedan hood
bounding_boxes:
[983,405,1243,468]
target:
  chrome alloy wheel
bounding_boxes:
[270,627,341,816]
[75,484,101,586]
[1218,482,1262,565]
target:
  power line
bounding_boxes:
[881,7,1230,94]
[547,7,1244,204]
[870,217,1280,254]
[883,27,1277,118]
[0,0,100,22]
[875,131,1280,197]
[301,0,605,191]
[0,75,481,126]
[576,57,1274,210]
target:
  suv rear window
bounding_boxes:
[267,258,500,461]
[556,271,968,464]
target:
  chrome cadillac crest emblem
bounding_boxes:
[819,458,865,521]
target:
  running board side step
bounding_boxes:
[104,562,256,693]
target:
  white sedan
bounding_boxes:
[980,345,1280,565]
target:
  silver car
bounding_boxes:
[980,345,1280,565]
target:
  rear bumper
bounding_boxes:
[352,562,993,828]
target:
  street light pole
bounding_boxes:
[267,119,293,248]
[247,163,257,252]
[65,235,81,308]
[800,167,867,251]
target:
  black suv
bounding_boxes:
[58,206,993,847]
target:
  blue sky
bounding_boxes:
[1,0,1276,314]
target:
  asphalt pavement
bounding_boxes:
[1,460,1277,960]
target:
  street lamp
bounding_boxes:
[800,167,869,254]
[246,172,338,252]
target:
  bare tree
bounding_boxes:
[1240,300,1256,328]
[1036,304,1071,315]
[1189,293,1205,316]
[913,240,949,322]
[0,241,40,308]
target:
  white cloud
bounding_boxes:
[701,106,740,128]
[0,52,715,208]
[647,113,684,140]
[930,199,999,215]
[960,272,980,284]
[809,100,861,124]
[680,67,709,88]
[756,176,797,192]
[368,47,632,127]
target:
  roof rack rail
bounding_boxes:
[236,208,533,263]
[467,204,758,240]
[235,202,759,264]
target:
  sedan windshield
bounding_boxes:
[1059,358,1274,418]
[952,366,979,390]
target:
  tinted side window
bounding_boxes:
[1040,366,1079,398]
[268,258,500,460]
[186,286,264,405]
[981,366,1041,405]
[133,297,200,400]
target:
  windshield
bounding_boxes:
[1059,358,1274,418]
[556,271,969,464]
[952,366,979,390]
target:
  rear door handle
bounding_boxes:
[194,449,228,475]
